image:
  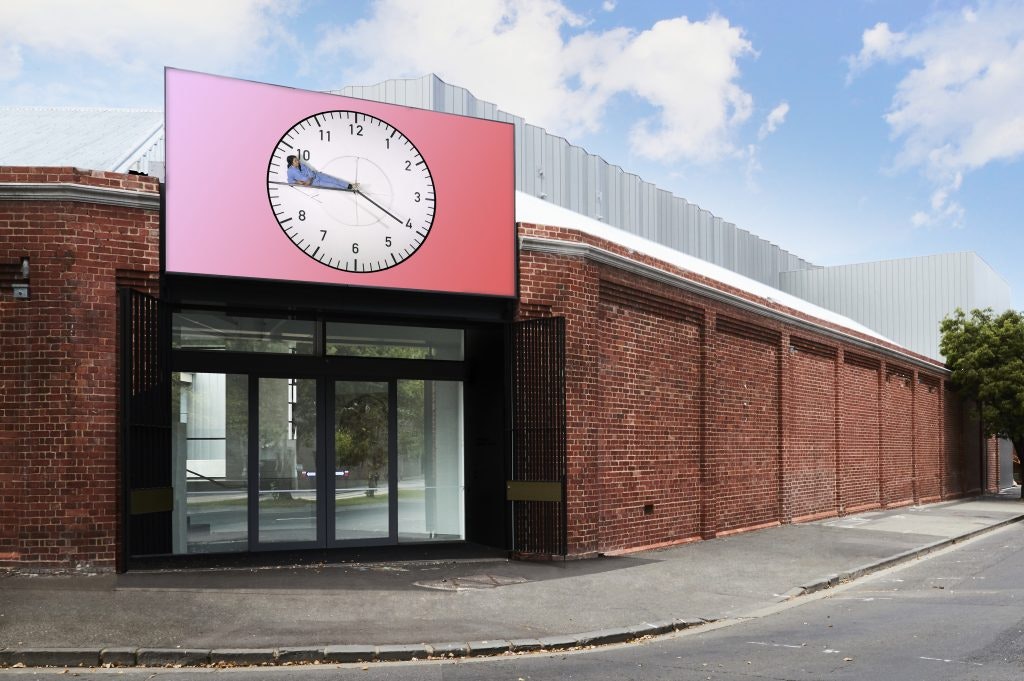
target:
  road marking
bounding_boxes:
[748,642,804,649]
[921,655,983,663]
[831,596,894,601]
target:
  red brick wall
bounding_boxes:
[0,180,985,567]
[0,167,159,570]
[710,325,781,533]
[881,367,915,506]
[517,246,603,556]
[596,280,701,550]
[838,357,881,512]
[986,437,1000,492]
[787,343,837,521]
[518,223,981,556]
[916,377,943,502]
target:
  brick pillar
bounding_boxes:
[877,362,886,507]
[938,380,946,500]
[778,332,792,524]
[911,368,919,504]
[699,310,716,539]
[834,347,844,515]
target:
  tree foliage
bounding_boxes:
[939,308,1024,460]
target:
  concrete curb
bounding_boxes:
[0,618,710,669]
[1,513,1020,669]
[786,512,1024,601]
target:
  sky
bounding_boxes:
[1,0,1022,306]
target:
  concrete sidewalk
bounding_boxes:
[1,491,1022,668]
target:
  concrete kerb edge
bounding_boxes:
[4,513,1019,669]
[0,620,711,669]
[787,511,1024,601]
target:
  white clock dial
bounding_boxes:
[266,111,436,273]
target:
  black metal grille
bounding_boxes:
[119,288,172,558]
[511,317,567,557]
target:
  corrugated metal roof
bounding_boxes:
[516,190,894,345]
[0,107,164,174]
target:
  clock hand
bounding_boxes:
[268,180,354,194]
[281,183,323,204]
[352,188,403,225]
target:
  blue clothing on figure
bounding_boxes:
[287,163,351,189]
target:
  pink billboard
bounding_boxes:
[164,68,516,297]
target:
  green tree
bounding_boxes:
[940,308,1024,496]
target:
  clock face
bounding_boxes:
[267,111,436,273]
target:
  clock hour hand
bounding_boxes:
[352,188,403,225]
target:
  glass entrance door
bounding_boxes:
[332,381,392,543]
[251,376,465,550]
[257,377,321,546]
[167,314,473,557]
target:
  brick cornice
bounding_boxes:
[520,233,948,376]
[0,182,160,211]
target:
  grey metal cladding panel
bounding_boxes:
[969,252,1012,312]
[721,222,736,270]
[524,126,542,196]
[740,231,755,279]
[697,209,712,261]
[709,216,722,266]
[644,185,659,241]
[653,188,666,242]
[566,146,584,213]
[432,78,449,112]
[683,203,698,255]
[664,198,679,249]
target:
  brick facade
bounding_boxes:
[0,167,986,569]
[0,167,159,570]
[518,223,984,557]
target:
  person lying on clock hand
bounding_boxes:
[286,155,358,190]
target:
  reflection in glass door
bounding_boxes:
[398,380,464,542]
[258,377,318,544]
[333,381,390,542]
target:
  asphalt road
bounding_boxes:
[8,521,1023,680]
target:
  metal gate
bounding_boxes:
[508,317,567,557]
[119,288,172,559]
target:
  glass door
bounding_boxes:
[331,381,392,543]
[255,377,322,547]
[249,376,466,550]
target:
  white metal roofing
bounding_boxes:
[0,107,163,173]
[516,190,892,344]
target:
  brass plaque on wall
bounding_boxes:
[506,481,563,502]
[130,487,173,515]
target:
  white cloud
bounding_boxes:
[848,1,1024,227]
[757,101,789,140]
[602,0,616,11]
[744,143,762,190]
[0,1,292,88]
[846,21,905,81]
[316,1,757,164]
[609,15,755,163]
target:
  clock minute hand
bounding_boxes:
[352,188,403,225]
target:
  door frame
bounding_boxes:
[323,378,399,549]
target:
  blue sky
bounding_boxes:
[2,0,1022,305]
